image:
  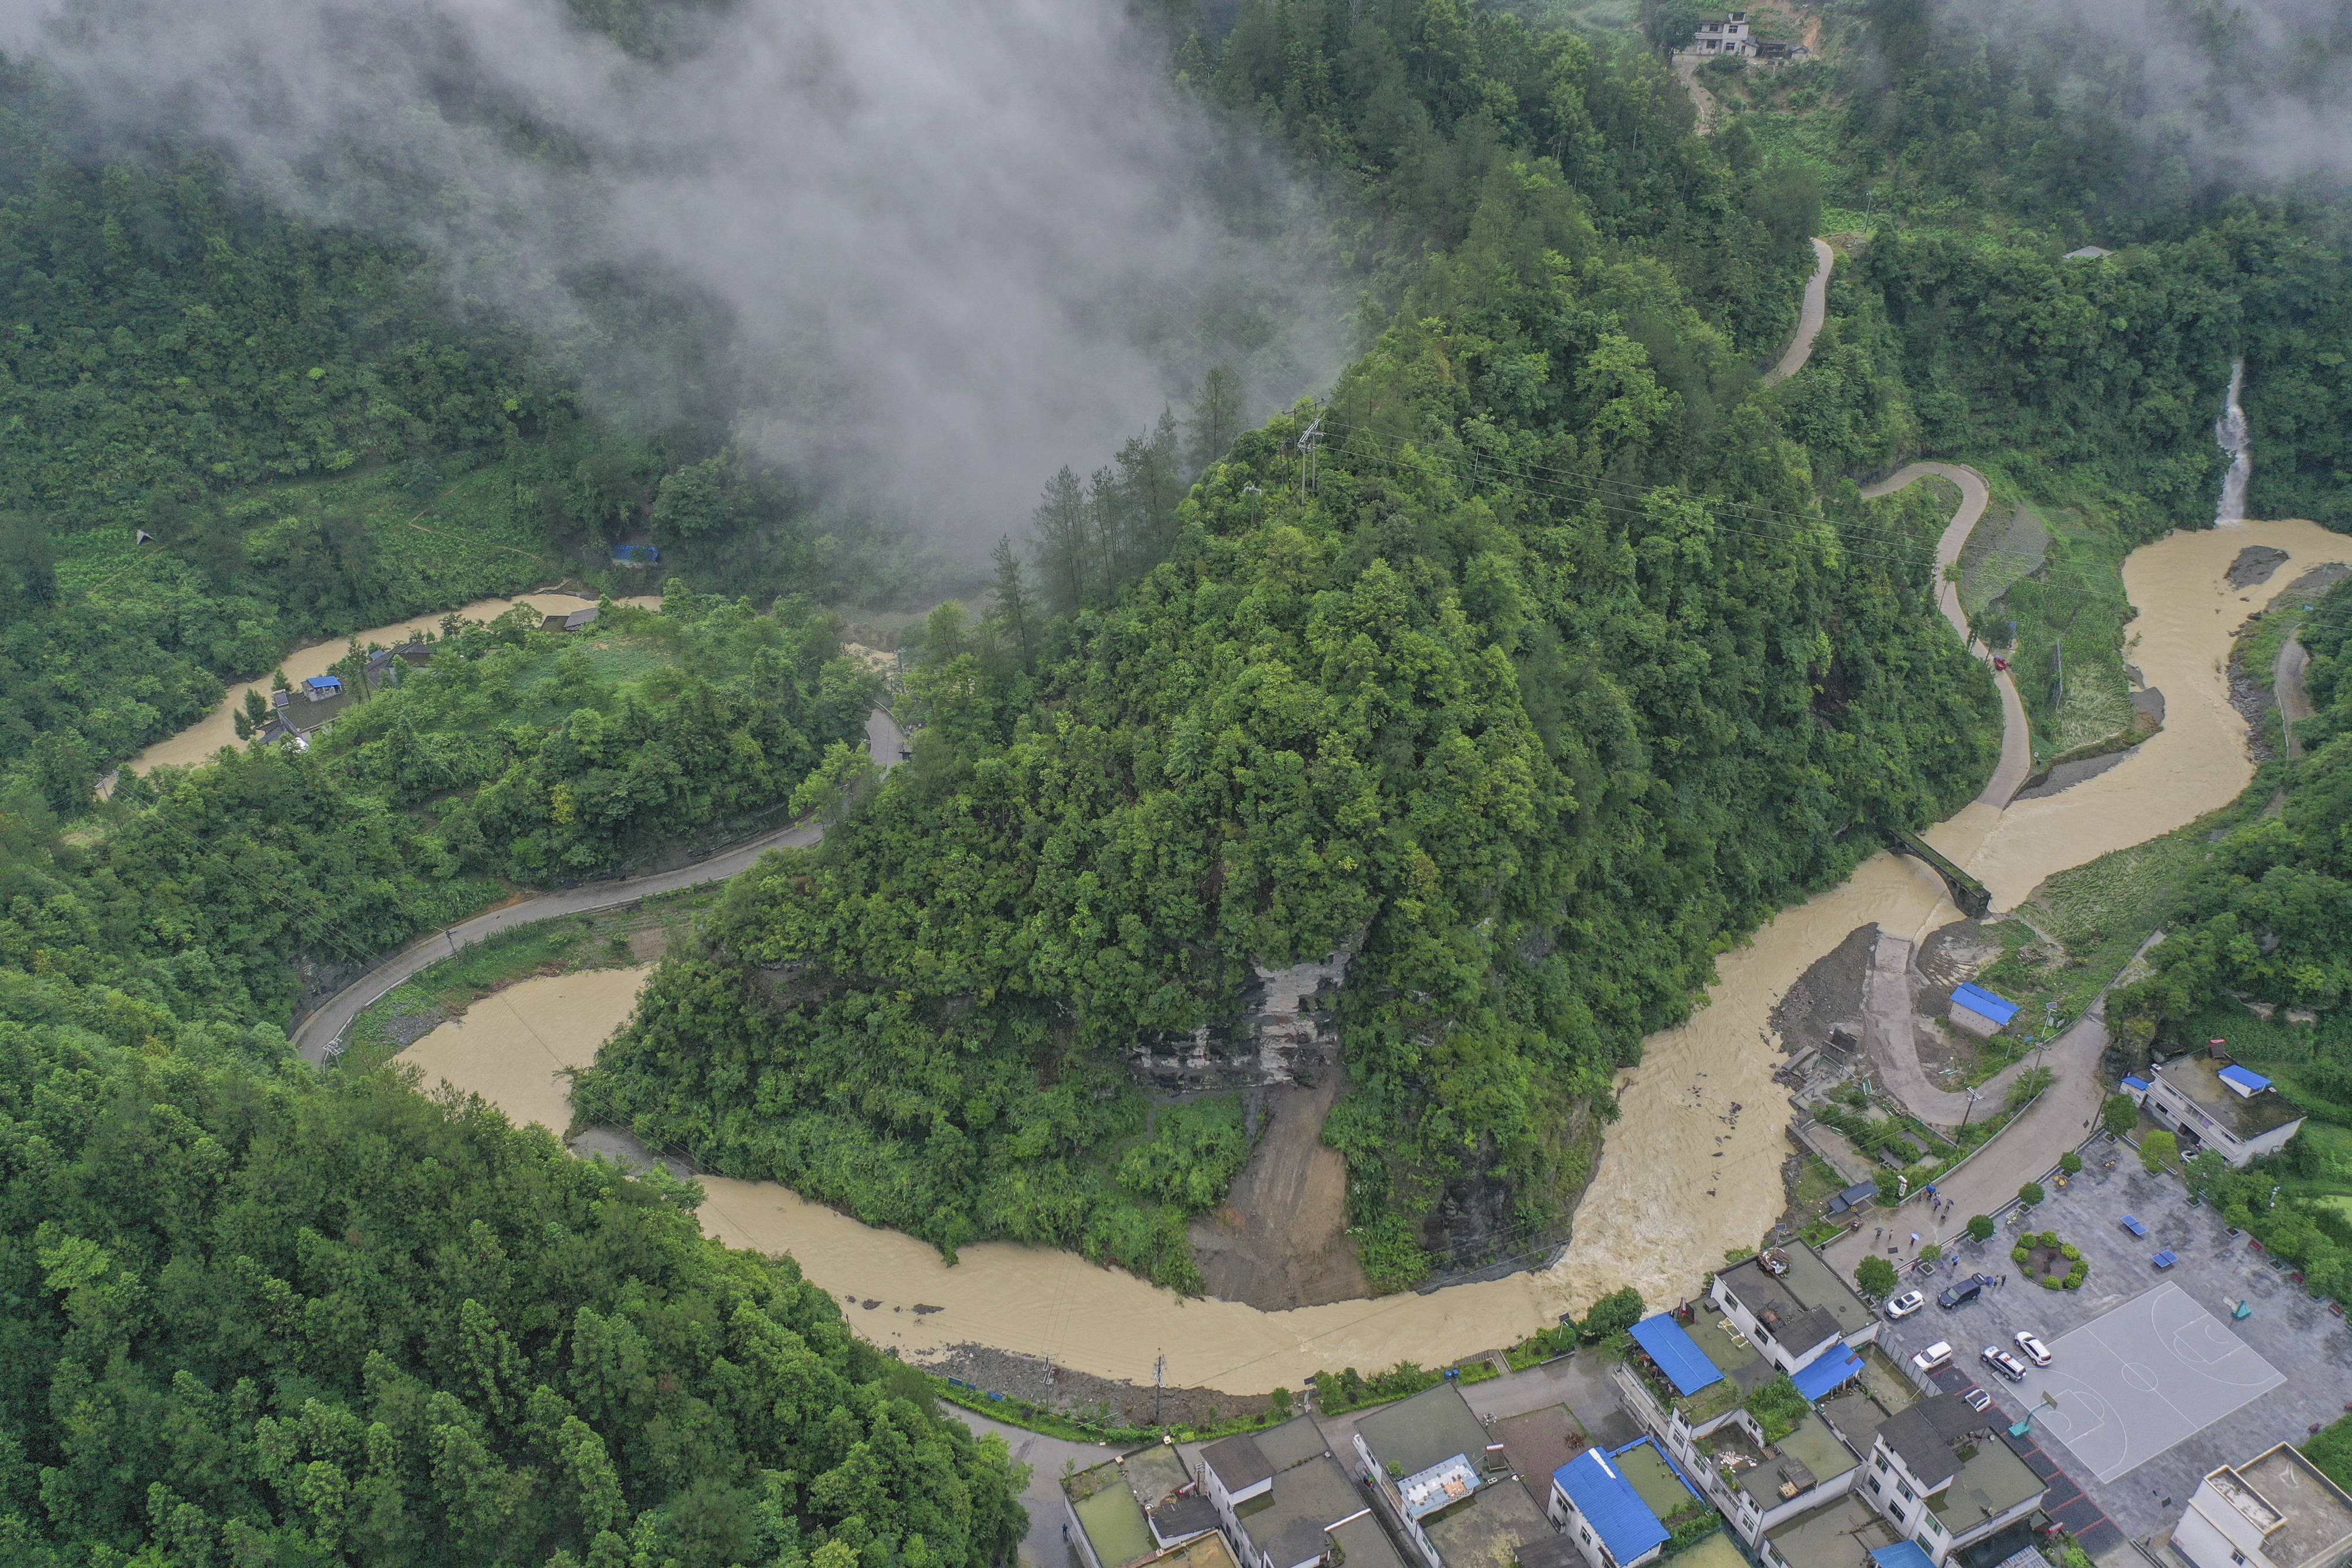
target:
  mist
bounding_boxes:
[4,0,1342,551]
[1928,0,2352,190]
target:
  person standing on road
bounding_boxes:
[1910,1232,1919,1249]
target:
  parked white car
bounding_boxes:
[1886,1290,1926,1320]
[2014,1330,2053,1367]
[1913,1341,1954,1375]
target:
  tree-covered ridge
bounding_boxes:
[577,164,2000,1290]
[1207,0,1823,362]
[1724,0,2352,531]
[0,58,556,526]
[0,591,879,1029]
[2119,577,2352,1038]
[0,1025,1027,1567]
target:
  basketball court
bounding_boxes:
[2012,1282,2284,1483]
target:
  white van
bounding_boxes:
[1912,1341,1953,1375]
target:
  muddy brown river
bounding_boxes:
[389,517,2346,1394]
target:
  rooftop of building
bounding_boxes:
[1068,1445,1210,1568]
[1142,1529,1244,1568]
[2212,1445,2352,1568]
[2153,1055,2303,1139]
[1710,1411,1860,1510]
[1258,1415,1335,1473]
[1423,1472,1557,1568]
[1875,1394,1984,1485]
[1152,1493,1220,1543]
[1356,1385,1498,1481]
[1720,1246,1876,1342]
[1235,1453,1367,1568]
[1611,1440,1699,1520]
[1073,1471,1158,1568]
[1552,1449,1671,1567]
[1493,1406,1587,1508]
[1764,1492,1899,1568]
[1661,1535,1748,1568]
[1125,1444,1194,1509]
[1330,1512,1408,1568]
[1816,1389,1896,1464]
[1924,1436,2044,1537]
[1202,1432,1275,1494]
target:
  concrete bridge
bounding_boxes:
[1886,827,1991,917]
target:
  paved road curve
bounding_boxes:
[1860,461,2032,808]
[2276,630,2313,763]
[1763,238,1837,385]
[291,707,903,1063]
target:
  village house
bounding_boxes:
[1065,1442,1222,1568]
[2171,1444,2352,1568]
[1853,1393,2044,1566]
[1351,1385,1524,1568]
[2126,1057,2304,1168]
[1692,12,1750,53]
[1199,1417,1408,1568]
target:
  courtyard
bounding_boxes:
[1868,1134,2352,1542]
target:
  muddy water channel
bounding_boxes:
[392,518,2348,1395]
[122,592,662,774]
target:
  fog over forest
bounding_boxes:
[1926,0,2352,188]
[2,0,1342,544]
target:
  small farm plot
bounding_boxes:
[2013,1282,2283,1484]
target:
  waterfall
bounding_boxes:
[2216,356,2251,524]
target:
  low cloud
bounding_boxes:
[8,0,1341,544]
[1933,0,2352,189]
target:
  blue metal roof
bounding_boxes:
[2219,1065,2273,1094]
[1552,1449,1668,1566]
[2122,1076,2150,1092]
[1628,1313,1725,1397]
[305,675,342,691]
[1951,984,2019,1026]
[1790,1349,1865,1401]
[1870,1543,1936,1568]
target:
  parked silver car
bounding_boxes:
[1886,1290,1926,1320]
[2014,1330,2053,1367]
[1980,1346,2028,1382]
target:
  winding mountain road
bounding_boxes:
[2277,631,2314,763]
[291,707,906,1063]
[1861,461,2032,808]
[1764,238,1837,385]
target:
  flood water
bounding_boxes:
[390,517,2348,1394]
[122,592,662,775]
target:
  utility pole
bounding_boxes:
[1154,1353,1166,1427]
[1297,417,1322,504]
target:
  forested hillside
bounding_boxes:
[578,2,2000,1292]
[1739,0,2352,529]
[0,591,878,1028]
[0,1025,1027,1567]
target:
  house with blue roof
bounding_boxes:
[2140,1054,2304,1168]
[1945,984,2018,1039]
[1548,1448,1671,1568]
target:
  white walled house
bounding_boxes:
[1856,1395,2044,1566]
[2173,1445,2352,1568]
[2134,1057,2305,1168]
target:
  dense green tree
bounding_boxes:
[0,1025,1027,1566]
